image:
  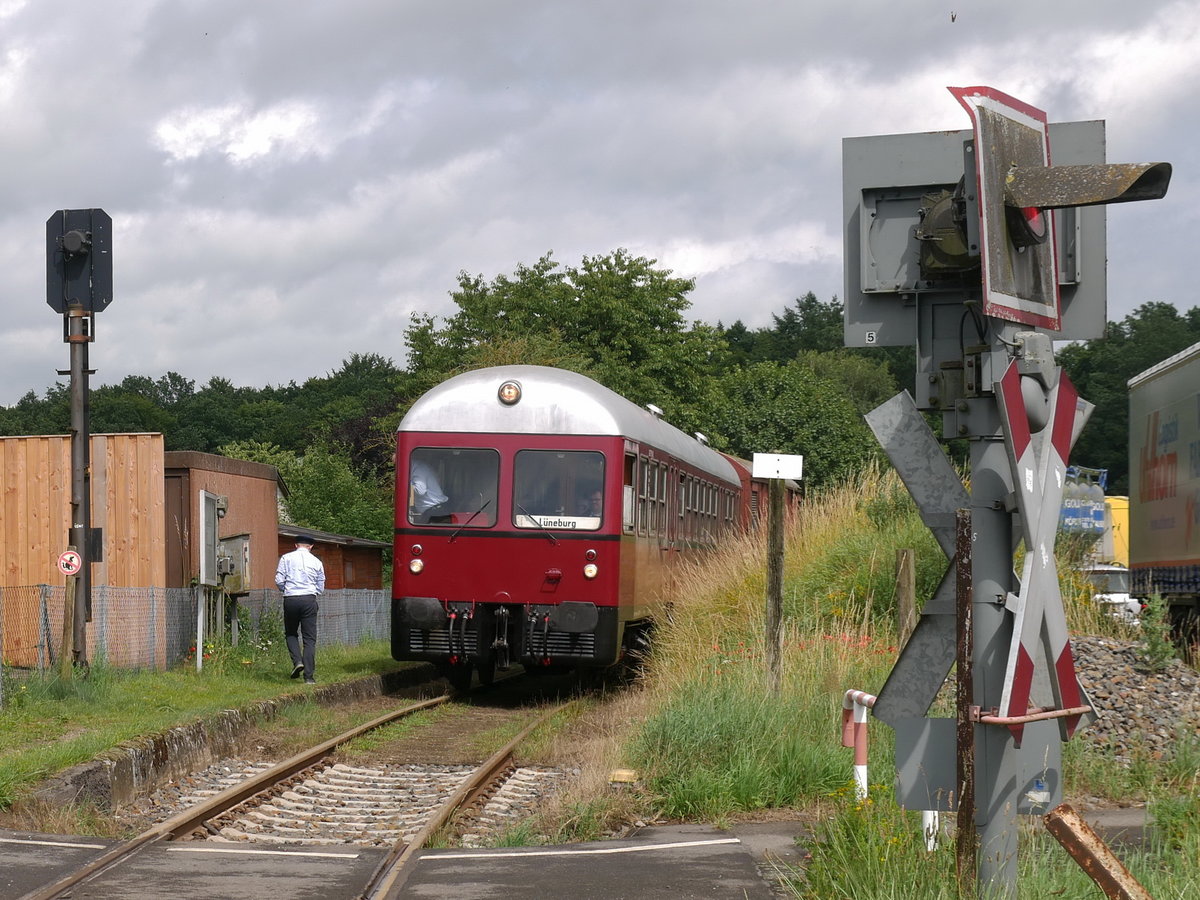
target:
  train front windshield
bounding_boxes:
[407,448,499,526]
[513,449,605,531]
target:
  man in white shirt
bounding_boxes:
[409,459,449,521]
[275,534,326,684]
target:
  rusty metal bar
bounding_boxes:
[955,508,975,898]
[1043,804,1153,900]
[975,705,1093,726]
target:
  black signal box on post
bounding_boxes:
[47,208,113,313]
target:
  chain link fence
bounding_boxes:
[1,585,390,689]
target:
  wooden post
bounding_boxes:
[955,510,975,897]
[895,548,916,645]
[765,478,784,693]
[59,571,76,681]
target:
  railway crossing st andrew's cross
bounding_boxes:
[842,86,1169,897]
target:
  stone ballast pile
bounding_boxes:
[1073,635,1200,763]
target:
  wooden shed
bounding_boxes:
[164,451,284,591]
[1,433,166,588]
[277,525,389,591]
[1,433,167,667]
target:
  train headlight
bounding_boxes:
[583,563,598,579]
[497,380,522,405]
[409,559,425,574]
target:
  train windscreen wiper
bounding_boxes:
[448,499,492,542]
[515,502,560,545]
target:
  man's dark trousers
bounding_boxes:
[284,594,319,681]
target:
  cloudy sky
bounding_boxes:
[1,1,1196,405]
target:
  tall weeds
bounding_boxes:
[630,466,932,819]
[607,464,1197,896]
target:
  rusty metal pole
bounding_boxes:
[765,477,785,694]
[1044,805,1153,900]
[955,509,975,897]
[65,302,91,668]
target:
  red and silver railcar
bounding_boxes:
[392,365,742,685]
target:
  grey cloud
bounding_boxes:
[0,0,1194,404]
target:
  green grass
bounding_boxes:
[631,645,889,820]
[612,466,1200,898]
[790,788,1200,899]
[0,638,402,810]
[342,704,467,753]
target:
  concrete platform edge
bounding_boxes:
[32,664,436,810]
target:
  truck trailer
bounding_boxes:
[1128,340,1200,640]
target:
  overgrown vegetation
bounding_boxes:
[1138,593,1177,672]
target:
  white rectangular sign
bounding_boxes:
[752,453,804,480]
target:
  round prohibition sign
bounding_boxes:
[57,550,82,576]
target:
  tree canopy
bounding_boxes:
[403,249,728,431]
[1057,301,1200,494]
[6,245,1193,529]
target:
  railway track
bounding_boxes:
[19,687,571,900]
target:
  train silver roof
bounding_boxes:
[399,365,738,484]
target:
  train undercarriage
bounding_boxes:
[394,597,651,689]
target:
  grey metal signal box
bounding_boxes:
[843,121,1108,410]
[218,533,252,596]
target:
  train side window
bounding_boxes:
[647,460,659,535]
[623,453,636,533]
[662,468,672,532]
[638,455,649,536]
[408,447,499,527]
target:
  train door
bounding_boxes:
[622,447,636,534]
[665,463,678,550]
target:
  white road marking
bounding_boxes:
[425,837,742,860]
[165,845,360,858]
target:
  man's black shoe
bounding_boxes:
[290,664,304,679]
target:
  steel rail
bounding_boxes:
[360,701,569,900]
[19,692,452,900]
